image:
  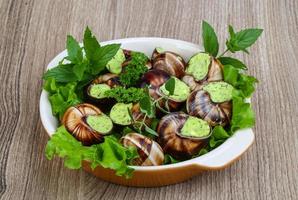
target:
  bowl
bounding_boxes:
[40,37,255,187]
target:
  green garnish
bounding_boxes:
[86,115,113,133]
[89,84,111,99]
[160,77,190,101]
[104,87,146,103]
[43,27,120,117]
[45,126,138,178]
[180,116,210,138]
[197,21,262,155]
[106,49,126,74]
[119,52,149,87]
[203,82,234,103]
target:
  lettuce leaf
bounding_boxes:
[43,78,81,119]
[45,126,138,178]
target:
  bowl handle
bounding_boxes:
[193,129,255,170]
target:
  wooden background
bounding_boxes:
[0,0,297,199]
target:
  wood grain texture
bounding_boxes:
[0,0,297,199]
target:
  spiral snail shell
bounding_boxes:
[62,103,113,145]
[186,81,233,126]
[182,53,224,91]
[157,112,210,159]
[121,133,164,166]
[151,48,186,78]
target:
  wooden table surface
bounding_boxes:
[0,0,297,199]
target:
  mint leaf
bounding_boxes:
[83,27,101,60]
[218,57,247,70]
[140,93,155,118]
[91,44,121,75]
[43,64,78,83]
[66,35,83,63]
[144,124,158,136]
[226,28,263,53]
[228,25,235,38]
[165,77,176,95]
[202,21,219,57]
[73,62,88,80]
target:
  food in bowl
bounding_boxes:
[41,21,262,181]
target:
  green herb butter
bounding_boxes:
[110,103,133,125]
[86,115,113,134]
[186,53,211,81]
[160,77,190,101]
[155,47,165,53]
[89,84,111,99]
[203,81,234,103]
[181,116,210,138]
[106,49,125,74]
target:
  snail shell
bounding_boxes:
[121,133,164,166]
[157,112,207,159]
[131,103,152,128]
[151,48,186,78]
[62,103,112,145]
[91,73,121,87]
[186,89,232,126]
[183,56,224,90]
[140,69,181,112]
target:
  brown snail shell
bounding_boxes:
[62,103,112,145]
[85,73,121,111]
[91,73,121,87]
[151,48,186,78]
[183,56,224,90]
[131,103,152,128]
[157,112,207,159]
[140,69,181,112]
[121,133,164,166]
[186,89,232,126]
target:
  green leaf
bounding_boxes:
[73,61,88,80]
[43,78,81,118]
[202,21,219,57]
[83,27,101,60]
[66,35,83,63]
[43,64,78,83]
[223,65,239,85]
[228,25,235,38]
[218,57,247,70]
[231,91,255,132]
[91,44,121,75]
[164,154,180,164]
[105,87,146,103]
[226,28,263,53]
[140,94,155,118]
[144,124,158,136]
[164,77,176,96]
[45,126,138,178]
[236,74,258,98]
[212,126,230,139]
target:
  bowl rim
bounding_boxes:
[40,37,255,171]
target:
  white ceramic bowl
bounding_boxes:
[40,37,254,187]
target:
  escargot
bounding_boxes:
[121,133,164,166]
[157,112,211,159]
[62,103,113,145]
[141,69,187,111]
[182,53,224,90]
[186,81,233,126]
[151,48,186,78]
[85,73,120,111]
